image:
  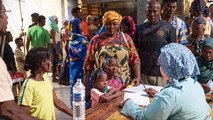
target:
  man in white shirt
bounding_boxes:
[0,1,38,120]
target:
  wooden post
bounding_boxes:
[137,0,148,25]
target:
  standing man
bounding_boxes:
[134,0,176,87]
[71,7,89,40]
[161,0,188,44]
[190,0,211,38]
[28,13,39,28]
[208,4,213,37]
[26,15,51,52]
[187,17,206,57]
[0,1,38,119]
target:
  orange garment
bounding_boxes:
[80,20,89,38]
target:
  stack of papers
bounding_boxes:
[123,84,163,106]
[123,84,163,93]
[124,92,150,105]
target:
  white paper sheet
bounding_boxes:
[124,92,150,106]
[123,84,163,93]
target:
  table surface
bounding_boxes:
[86,93,213,120]
[86,93,130,120]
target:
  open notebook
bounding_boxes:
[123,84,163,106]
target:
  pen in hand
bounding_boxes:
[144,88,158,98]
[141,80,147,90]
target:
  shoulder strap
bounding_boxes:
[121,32,130,50]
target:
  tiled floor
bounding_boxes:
[52,82,72,120]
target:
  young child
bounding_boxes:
[90,69,122,108]
[103,56,124,91]
[18,47,72,120]
[14,37,27,78]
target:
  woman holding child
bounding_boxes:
[84,10,141,92]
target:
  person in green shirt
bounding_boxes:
[26,15,50,52]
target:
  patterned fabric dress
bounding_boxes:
[68,18,88,108]
[84,32,139,85]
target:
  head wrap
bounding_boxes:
[197,38,213,84]
[62,19,68,25]
[68,17,87,41]
[202,38,213,50]
[102,10,122,24]
[121,16,136,37]
[68,18,81,34]
[191,0,206,12]
[48,15,59,32]
[159,43,200,89]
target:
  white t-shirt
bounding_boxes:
[0,58,14,102]
[50,28,61,43]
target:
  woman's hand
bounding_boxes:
[119,99,130,108]
[144,88,158,98]
[131,77,140,86]
[201,84,211,94]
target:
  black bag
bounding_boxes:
[59,57,70,86]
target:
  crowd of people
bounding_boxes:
[1,0,213,119]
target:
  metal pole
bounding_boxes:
[1,35,6,58]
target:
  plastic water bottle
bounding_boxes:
[73,79,85,120]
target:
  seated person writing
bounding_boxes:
[120,43,211,120]
[90,69,122,108]
[103,56,124,91]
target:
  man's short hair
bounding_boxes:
[162,0,178,6]
[191,0,206,13]
[31,13,39,19]
[71,7,80,14]
[37,15,45,23]
[193,17,206,25]
[15,37,22,44]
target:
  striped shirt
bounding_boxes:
[170,16,188,44]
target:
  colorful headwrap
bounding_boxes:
[68,18,82,35]
[159,43,200,89]
[48,15,59,33]
[121,16,136,37]
[102,10,122,24]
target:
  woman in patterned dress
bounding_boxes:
[83,10,141,93]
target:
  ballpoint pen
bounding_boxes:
[141,80,147,90]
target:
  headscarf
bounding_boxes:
[68,18,88,60]
[48,15,59,33]
[62,19,68,26]
[191,0,206,12]
[159,43,200,89]
[197,38,213,84]
[68,18,82,35]
[102,10,122,24]
[121,16,136,37]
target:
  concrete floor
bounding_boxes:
[52,82,72,120]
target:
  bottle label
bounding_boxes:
[73,93,85,101]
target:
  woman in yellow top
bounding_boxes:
[18,47,72,120]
